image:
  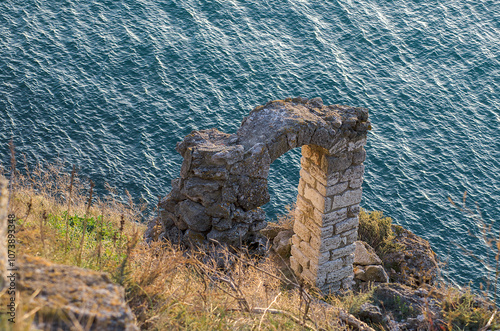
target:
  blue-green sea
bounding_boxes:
[1,0,499,295]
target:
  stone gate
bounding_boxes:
[145,97,370,294]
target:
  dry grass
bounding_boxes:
[1,159,362,330]
[1,155,498,330]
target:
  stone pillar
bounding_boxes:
[291,137,366,294]
[0,177,8,290]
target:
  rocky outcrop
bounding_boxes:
[17,255,138,331]
[382,225,439,286]
[353,241,389,284]
[273,229,294,258]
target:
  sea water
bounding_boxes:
[1,0,499,295]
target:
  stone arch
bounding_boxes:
[146,97,370,293]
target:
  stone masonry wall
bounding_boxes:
[291,141,366,294]
[145,97,370,294]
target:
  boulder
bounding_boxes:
[364,265,389,283]
[273,229,294,258]
[354,241,382,266]
[17,255,138,331]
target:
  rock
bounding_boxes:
[17,255,138,331]
[183,229,206,247]
[382,225,439,286]
[177,200,211,232]
[354,241,382,266]
[358,302,384,325]
[260,223,287,241]
[364,265,389,283]
[273,229,294,258]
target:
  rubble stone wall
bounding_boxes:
[145,97,370,293]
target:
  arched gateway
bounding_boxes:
[146,97,370,293]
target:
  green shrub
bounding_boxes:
[357,209,396,257]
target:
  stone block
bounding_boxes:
[347,137,367,151]
[296,195,315,218]
[349,178,363,189]
[327,265,353,283]
[299,240,318,261]
[343,253,355,267]
[324,154,352,172]
[230,143,271,178]
[328,137,348,155]
[352,147,366,165]
[251,220,268,232]
[291,234,301,247]
[330,243,356,261]
[322,208,348,227]
[193,166,229,180]
[267,134,289,162]
[293,220,311,242]
[301,145,325,166]
[291,245,309,269]
[316,258,343,280]
[212,217,233,231]
[347,205,360,217]
[309,232,321,250]
[342,228,358,244]
[341,164,365,182]
[335,217,359,235]
[341,275,354,289]
[331,189,363,210]
[298,179,306,195]
[18,255,139,331]
[301,269,316,284]
[319,181,349,197]
[211,145,245,165]
[181,177,222,206]
[290,256,302,274]
[306,162,328,186]
[206,201,231,219]
[319,235,341,253]
[236,176,270,210]
[354,241,382,266]
[299,168,316,188]
[304,185,330,212]
[309,250,331,265]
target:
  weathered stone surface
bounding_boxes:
[235,176,270,210]
[354,241,383,266]
[273,229,294,258]
[212,217,233,231]
[178,200,211,232]
[18,255,138,331]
